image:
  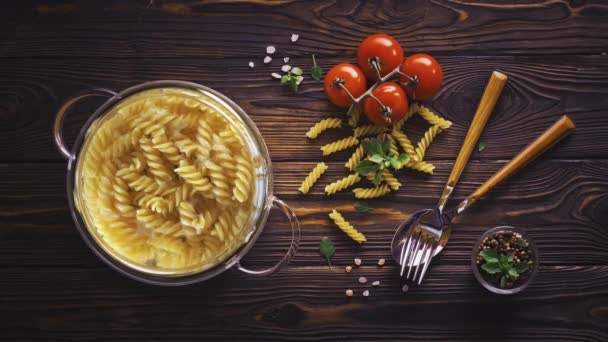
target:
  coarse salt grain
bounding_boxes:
[291,34,299,43]
[358,277,367,284]
[354,258,362,266]
[281,65,292,72]
[266,46,276,54]
[362,290,369,297]
[345,289,353,297]
[345,266,352,273]
[271,73,282,79]
[264,56,272,64]
[372,281,380,287]
[248,61,254,68]
[377,259,385,266]
[283,57,290,63]
[402,284,409,293]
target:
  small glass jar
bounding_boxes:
[471,226,539,295]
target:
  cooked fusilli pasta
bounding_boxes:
[324,174,361,195]
[329,210,366,244]
[320,136,359,156]
[306,118,342,139]
[352,184,392,199]
[77,90,258,271]
[299,162,328,194]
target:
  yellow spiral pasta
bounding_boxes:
[353,184,391,199]
[415,125,442,161]
[174,159,213,194]
[77,91,257,270]
[391,128,417,160]
[345,145,365,171]
[324,174,361,195]
[405,160,436,174]
[299,162,328,194]
[320,136,359,156]
[329,210,366,244]
[418,104,453,129]
[382,169,402,190]
[306,118,342,139]
[354,125,387,138]
[233,155,253,202]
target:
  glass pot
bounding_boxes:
[53,80,300,286]
[471,226,539,295]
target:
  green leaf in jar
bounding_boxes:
[479,249,498,263]
[481,261,501,274]
[514,263,529,274]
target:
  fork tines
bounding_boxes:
[399,231,437,285]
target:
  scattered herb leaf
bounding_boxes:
[319,237,336,270]
[478,142,486,152]
[353,160,379,176]
[373,171,383,187]
[355,139,410,187]
[279,67,304,93]
[311,55,323,81]
[353,201,371,213]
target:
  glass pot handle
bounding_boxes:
[236,196,300,276]
[53,88,117,160]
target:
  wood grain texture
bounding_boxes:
[3,0,608,341]
[3,56,608,161]
[3,0,608,58]
[1,266,607,341]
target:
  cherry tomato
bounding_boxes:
[362,82,408,126]
[357,33,404,80]
[323,63,368,108]
[399,53,443,100]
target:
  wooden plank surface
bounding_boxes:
[2,0,608,341]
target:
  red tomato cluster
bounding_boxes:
[323,33,443,126]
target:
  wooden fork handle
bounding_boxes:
[471,115,576,200]
[446,71,508,188]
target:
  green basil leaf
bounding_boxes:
[281,74,290,84]
[373,171,383,187]
[291,67,303,76]
[311,66,323,81]
[397,153,409,164]
[481,262,501,274]
[369,154,384,164]
[514,263,529,274]
[478,142,486,152]
[390,158,402,169]
[479,249,498,263]
[353,201,371,213]
[319,237,335,270]
[381,140,391,155]
[362,138,383,156]
[354,160,377,176]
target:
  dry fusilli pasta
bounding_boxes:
[320,136,359,156]
[306,118,342,139]
[329,210,366,244]
[324,174,361,195]
[418,104,453,129]
[353,184,392,199]
[414,125,441,161]
[299,162,328,194]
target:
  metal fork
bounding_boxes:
[398,71,508,284]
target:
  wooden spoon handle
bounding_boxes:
[446,71,508,188]
[470,115,575,200]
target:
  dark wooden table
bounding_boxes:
[3,1,608,341]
